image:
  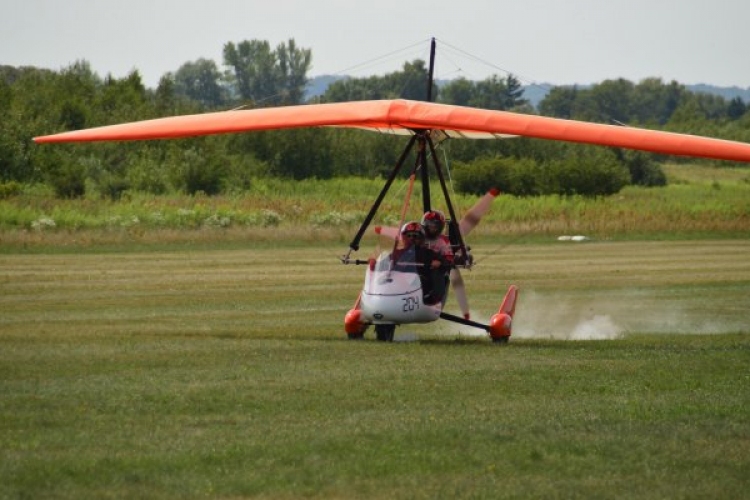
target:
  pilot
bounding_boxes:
[399,221,448,305]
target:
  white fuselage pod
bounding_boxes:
[359,250,442,325]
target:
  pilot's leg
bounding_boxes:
[419,273,437,305]
[426,270,447,304]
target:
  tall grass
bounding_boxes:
[2,164,749,247]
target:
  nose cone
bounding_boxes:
[344,308,366,335]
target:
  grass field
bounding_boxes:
[2,239,749,498]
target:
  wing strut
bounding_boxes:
[418,135,431,213]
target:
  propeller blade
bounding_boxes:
[374,225,400,239]
[459,188,499,236]
[450,268,471,320]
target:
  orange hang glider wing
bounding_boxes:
[34,99,750,163]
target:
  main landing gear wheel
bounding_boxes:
[347,325,368,340]
[375,324,395,342]
[492,336,510,344]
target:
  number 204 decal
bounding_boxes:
[402,295,420,312]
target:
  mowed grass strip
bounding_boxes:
[1,241,749,498]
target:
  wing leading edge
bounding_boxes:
[34,99,750,163]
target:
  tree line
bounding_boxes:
[1,38,749,199]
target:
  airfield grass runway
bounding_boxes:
[1,239,749,498]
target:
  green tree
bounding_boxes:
[223,39,276,104]
[173,58,226,108]
[666,92,727,137]
[631,78,684,125]
[538,86,578,118]
[276,39,312,104]
[384,60,433,101]
[440,74,527,110]
[95,70,149,123]
[471,75,508,110]
[223,38,311,106]
[323,60,434,102]
[154,74,178,115]
[727,97,747,120]
[322,75,383,101]
[539,78,686,126]
[503,75,528,109]
[439,77,474,106]
[577,78,635,124]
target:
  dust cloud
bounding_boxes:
[431,300,625,341]
[511,289,745,339]
[512,290,624,340]
[433,287,746,341]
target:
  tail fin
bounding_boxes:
[499,284,518,317]
[489,285,519,342]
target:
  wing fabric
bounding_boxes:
[34,99,750,163]
[34,101,401,143]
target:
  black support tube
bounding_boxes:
[347,134,418,252]
[426,135,469,259]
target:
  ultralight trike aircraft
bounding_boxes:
[34,39,750,342]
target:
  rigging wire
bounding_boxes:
[434,37,554,100]
[329,38,433,78]
[436,39,544,85]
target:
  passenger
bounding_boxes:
[421,211,453,302]
[421,210,454,266]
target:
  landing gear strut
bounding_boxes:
[375,324,395,342]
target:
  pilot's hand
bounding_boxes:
[431,259,442,269]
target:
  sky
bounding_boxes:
[2,0,749,89]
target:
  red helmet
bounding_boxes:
[400,221,425,241]
[421,210,445,237]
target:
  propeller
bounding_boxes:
[452,188,500,319]
[449,268,470,319]
[374,225,400,239]
[459,188,499,236]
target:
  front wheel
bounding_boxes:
[375,324,395,342]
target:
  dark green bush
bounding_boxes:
[167,147,225,195]
[0,180,22,198]
[620,151,667,187]
[452,147,631,197]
